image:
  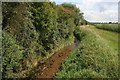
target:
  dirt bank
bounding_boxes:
[26,41,79,79]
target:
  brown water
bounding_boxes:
[26,40,79,79]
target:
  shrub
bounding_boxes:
[73,27,86,41]
[2,31,23,78]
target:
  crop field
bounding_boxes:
[95,23,119,33]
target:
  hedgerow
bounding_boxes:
[2,2,84,78]
[2,31,23,78]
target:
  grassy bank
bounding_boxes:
[89,25,119,53]
[13,35,75,78]
[55,26,118,78]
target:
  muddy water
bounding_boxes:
[27,40,79,79]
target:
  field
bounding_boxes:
[94,23,119,33]
[55,25,118,78]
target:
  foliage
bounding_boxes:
[73,28,85,41]
[2,2,84,78]
[2,31,23,78]
[3,3,40,56]
[2,2,21,28]
[29,2,58,50]
[55,26,118,78]
[95,23,119,33]
[29,2,78,51]
[80,20,88,25]
[61,3,84,26]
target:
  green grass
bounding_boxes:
[95,23,119,33]
[55,25,118,78]
[89,25,119,53]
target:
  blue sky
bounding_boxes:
[51,0,119,22]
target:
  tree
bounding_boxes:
[3,3,40,57]
[61,3,84,26]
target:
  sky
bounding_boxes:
[51,0,119,22]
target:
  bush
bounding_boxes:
[2,31,23,78]
[73,27,86,41]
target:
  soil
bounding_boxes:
[26,40,79,79]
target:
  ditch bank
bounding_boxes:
[25,40,79,79]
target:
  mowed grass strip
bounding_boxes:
[89,25,119,53]
[55,26,118,78]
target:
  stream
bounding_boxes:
[26,40,80,79]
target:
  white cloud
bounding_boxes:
[76,0,118,11]
[51,0,119,22]
[75,0,118,22]
[51,0,81,3]
[84,10,118,22]
[51,0,119,2]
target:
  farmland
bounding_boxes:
[94,23,119,33]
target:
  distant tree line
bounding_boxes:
[89,22,118,25]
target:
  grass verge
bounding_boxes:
[55,26,118,78]
[89,25,119,53]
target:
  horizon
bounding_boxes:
[51,0,119,23]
